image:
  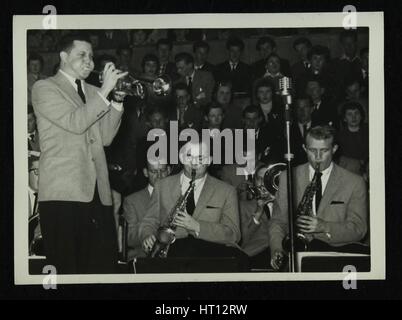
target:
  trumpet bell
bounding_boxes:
[261,162,287,195]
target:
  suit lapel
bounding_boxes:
[53,71,85,108]
[193,175,215,219]
[317,164,340,216]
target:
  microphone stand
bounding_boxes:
[280,77,297,273]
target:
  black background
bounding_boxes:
[1,0,401,301]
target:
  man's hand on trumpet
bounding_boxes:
[99,62,128,101]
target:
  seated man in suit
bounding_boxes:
[291,97,316,166]
[123,159,171,260]
[269,125,368,270]
[241,104,282,163]
[193,40,216,74]
[215,37,252,96]
[169,83,204,132]
[174,52,215,107]
[140,140,244,259]
[156,38,178,81]
[291,37,312,81]
[305,77,339,129]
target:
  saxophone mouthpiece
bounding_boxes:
[191,169,196,182]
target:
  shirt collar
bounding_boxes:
[181,172,208,187]
[147,184,154,196]
[59,69,84,92]
[309,162,333,179]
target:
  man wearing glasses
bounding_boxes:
[139,141,244,261]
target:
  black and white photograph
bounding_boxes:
[14,12,385,284]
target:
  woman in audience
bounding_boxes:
[337,102,368,176]
[213,81,243,129]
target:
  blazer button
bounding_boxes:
[89,138,95,144]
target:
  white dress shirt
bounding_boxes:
[147,184,154,196]
[59,69,123,111]
[298,121,312,137]
[308,162,333,215]
[180,172,208,205]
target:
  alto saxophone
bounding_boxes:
[283,163,321,252]
[148,170,196,258]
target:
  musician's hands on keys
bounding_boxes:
[99,62,128,99]
[297,216,328,233]
[173,210,200,234]
[270,250,285,270]
[142,235,156,253]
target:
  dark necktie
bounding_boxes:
[75,79,86,104]
[186,186,196,216]
[315,171,323,213]
[187,76,193,99]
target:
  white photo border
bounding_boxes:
[13,12,385,284]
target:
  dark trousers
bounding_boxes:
[39,187,118,274]
[168,237,250,271]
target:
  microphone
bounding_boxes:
[279,76,293,105]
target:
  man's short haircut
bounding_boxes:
[95,54,117,68]
[293,37,312,50]
[306,75,325,89]
[226,37,245,51]
[344,75,361,89]
[242,104,264,119]
[308,45,331,62]
[341,101,366,122]
[174,52,194,65]
[295,96,312,107]
[146,105,168,121]
[174,82,191,94]
[204,103,225,116]
[193,40,210,52]
[254,78,275,96]
[58,33,91,53]
[141,53,160,71]
[256,36,276,51]
[266,52,281,64]
[28,52,44,66]
[156,38,173,50]
[305,125,337,145]
[116,45,132,56]
[339,29,358,42]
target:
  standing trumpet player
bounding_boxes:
[32,33,128,274]
[269,126,368,270]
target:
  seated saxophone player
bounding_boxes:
[239,165,276,269]
[122,159,171,260]
[139,140,245,260]
[269,125,368,270]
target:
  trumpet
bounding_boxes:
[92,70,172,99]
